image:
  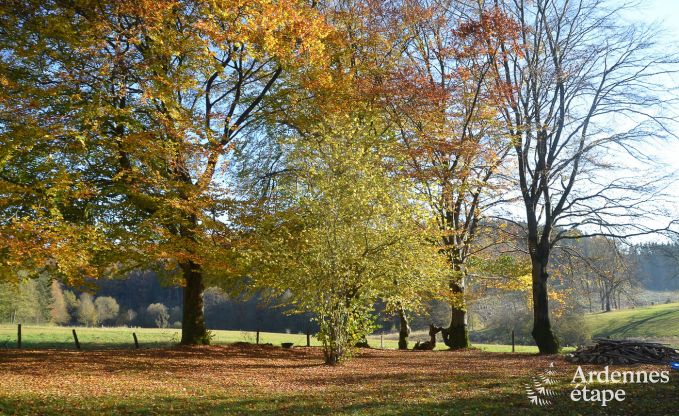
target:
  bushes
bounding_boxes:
[95,297,120,325]
[146,303,170,328]
[553,314,592,347]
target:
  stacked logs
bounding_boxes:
[567,339,679,365]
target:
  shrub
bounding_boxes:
[146,303,169,328]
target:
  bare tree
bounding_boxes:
[491,0,679,352]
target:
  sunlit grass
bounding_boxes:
[0,324,571,353]
[585,302,679,343]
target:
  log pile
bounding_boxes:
[567,339,679,365]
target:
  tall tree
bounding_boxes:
[77,293,98,327]
[0,1,327,344]
[390,0,518,348]
[491,0,679,353]
[49,280,71,325]
[246,114,447,364]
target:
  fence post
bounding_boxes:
[380,333,384,349]
[306,327,310,347]
[133,332,139,349]
[17,324,21,349]
[72,329,81,350]
[256,329,260,345]
[511,330,515,353]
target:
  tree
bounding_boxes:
[119,308,137,326]
[0,1,328,344]
[246,115,447,364]
[491,0,679,353]
[77,293,98,327]
[147,303,169,329]
[389,1,518,348]
[49,280,71,325]
[94,296,120,325]
[574,237,636,312]
[63,290,79,322]
[0,283,17,322]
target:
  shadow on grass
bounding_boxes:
[607,310,678,337]
[1,381,678,416]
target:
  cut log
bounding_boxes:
[566,339,679,365]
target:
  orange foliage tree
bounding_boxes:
[384,1,520,348]
[0,0,328,344]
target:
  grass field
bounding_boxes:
[0,345,677,415]
[4,300,679,353]
[585,302,679,342]
[0,324,545,353]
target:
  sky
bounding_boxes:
[494,1,679,243]
[632,0,679,237]
[586,0,679,241]
[633,0,679,175]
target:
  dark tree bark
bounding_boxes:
[398,307,411,350]
[530,253,559,354]
[180,260,208,345]
[443,277,469,349]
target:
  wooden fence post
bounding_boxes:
[133,332,139,349]
[380,333,383,349]
[256,329,260,345]
[72,329,81,350]
[306,327,310,347]
[17,324,21,349]
[511,330,515,353]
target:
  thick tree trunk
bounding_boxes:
[444,306,469,349]
[531,255,559,354]
[180,260,208,345]
[443,276,469,349]
[398,307,411,350]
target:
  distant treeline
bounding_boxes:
[631,243,679,291]
[1,242,676,333]
[0,271,318,333]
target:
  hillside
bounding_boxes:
[585,302,679,342]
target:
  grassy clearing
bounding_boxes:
[0,325,552,353]
[0,345,676,415]
[0,325,321,349]
[585,302,679,341]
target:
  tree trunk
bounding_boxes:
[443,277,469,349]
[180,260,209,345]
[324,348,341,365]
[531,255,559,354]
[398,307,410,350]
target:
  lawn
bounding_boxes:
[585,302,679,342]
[0,345,677,415]
[0,325,549,353]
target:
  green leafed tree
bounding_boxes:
[77,293,98,327]
[94,296,120,325]
[245,114,448,365]
[147,303,169,329]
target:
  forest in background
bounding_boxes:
[2,239,676,347]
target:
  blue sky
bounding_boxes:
[636,0,679,173]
